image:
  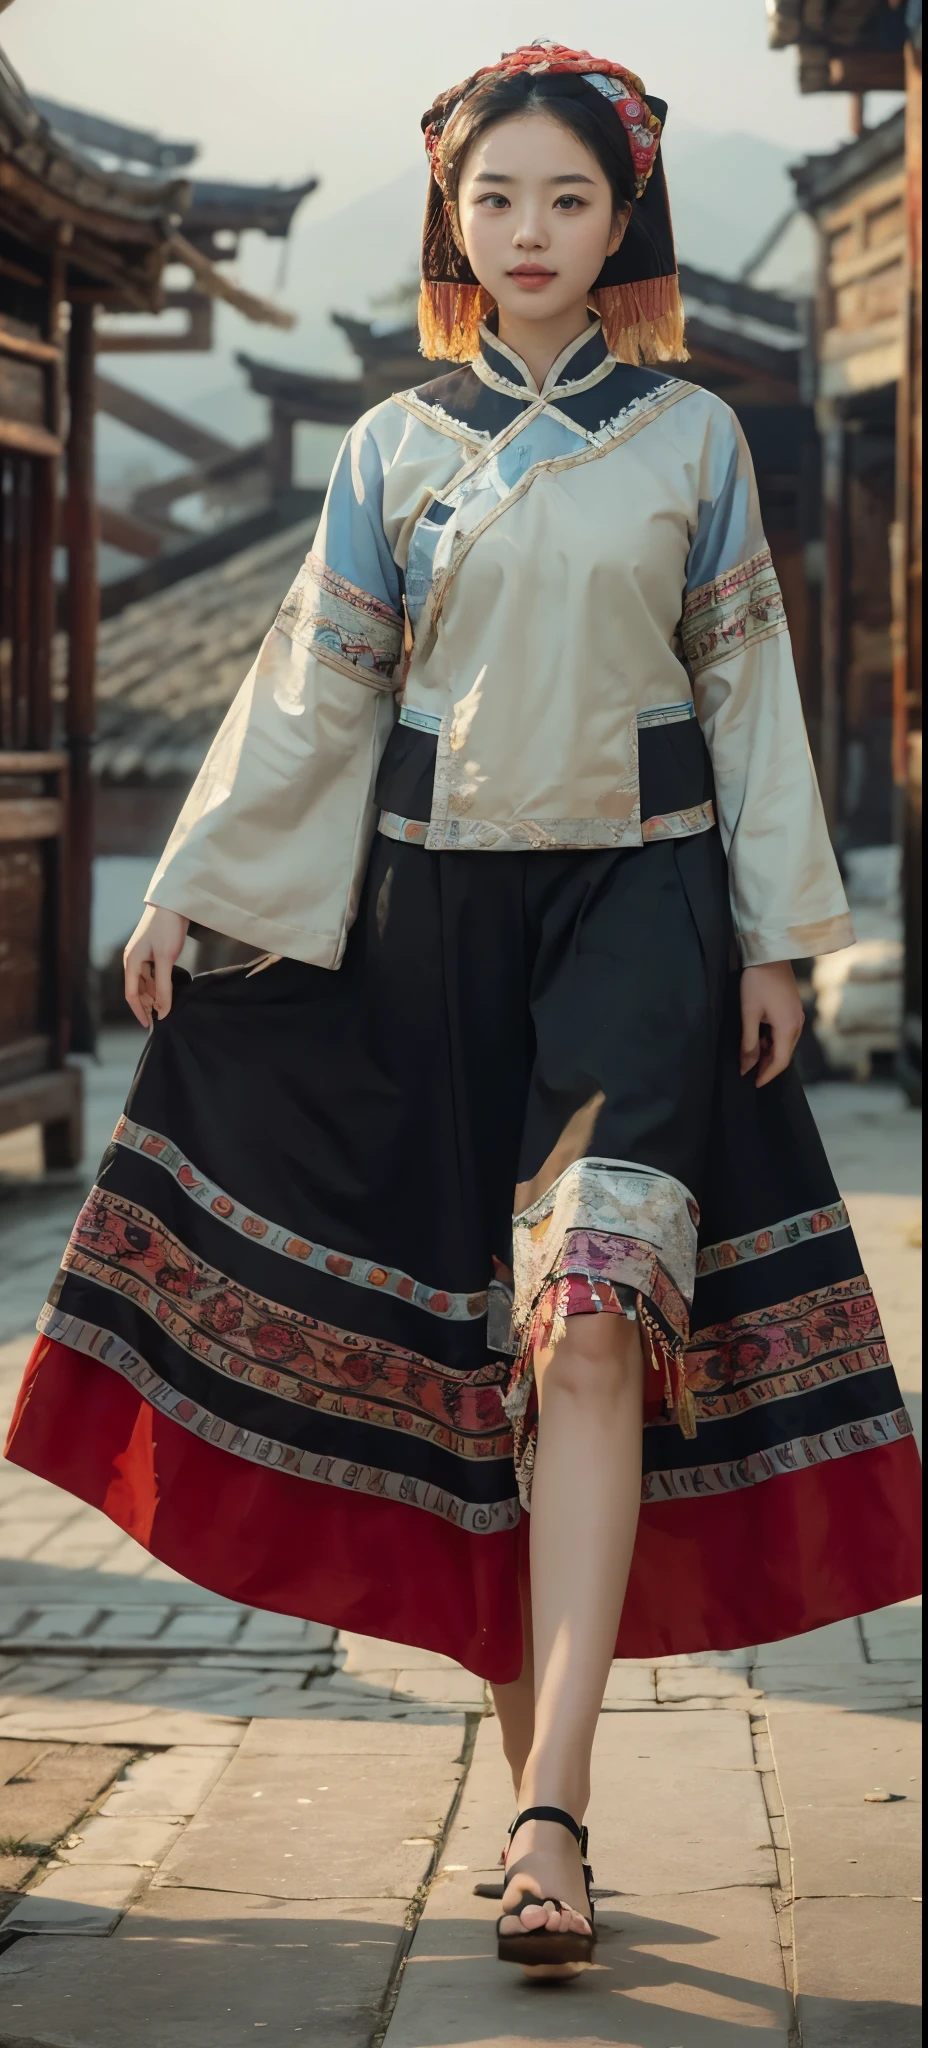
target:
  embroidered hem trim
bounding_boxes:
[377,800,715,852]
[641,1408,914,1504]
[37,1306,521,1536]
[502,1248,694,1510]
[697,1199,851,1277]
[398,703,442,734]
[112,1115,488,1322]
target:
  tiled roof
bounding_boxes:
[69,518,318,785]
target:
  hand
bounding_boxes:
[740,961,804,1088]
[123,906,189,1028]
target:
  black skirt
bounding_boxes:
[6,720,921,1678]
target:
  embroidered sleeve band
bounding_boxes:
[682,548,787,676]
[276,555,403,685]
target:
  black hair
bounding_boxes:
[438,71,637,215]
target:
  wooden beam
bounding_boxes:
[97,503,163,559]
[131,438,268,519]
[0,418,62,458]
[94,293,214,353]
[95,372,231,462]
[65,301,99,1054]
[0,796,64,841]
[0,252,44,289]
[0,325,63,366]
[0,751,68,773]
[170,234,296,331]
[829,53,907,92]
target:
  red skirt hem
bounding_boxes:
[5,1336,922,1683]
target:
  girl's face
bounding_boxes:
[454,111,630,332]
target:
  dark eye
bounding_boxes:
[479,192,510,210]
[554,194,584,211]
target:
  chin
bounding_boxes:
[495,288,578,323]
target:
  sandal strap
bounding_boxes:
[508,1805,587,1856]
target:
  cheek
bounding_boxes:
[559,211,614,266]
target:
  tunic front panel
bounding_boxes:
[146,319,853,971]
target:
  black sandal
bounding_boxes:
[496,1805,596,1969]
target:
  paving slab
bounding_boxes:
[768,1705,921,1897]
[92,1606,174,1643]
[0,1740,134,1851]
[601,1663,656,1704]
[236,1613,336,1654]
[0,1736,45,1780]
[392,1668,486,1707]
[100,1745,235,1818]
[338,1631,459,1673]
[755,1620,866,1667]
[157,1611,244,1648]
[9,1604,104,1645]
[589,1708,776,1895]
[153,1719,465,1902]
[859,1600,922,1662]
[388,1885,791,2045]
[656,1667,759,1702]
[391,1867,786,2039]
[0,1851,37,1894]
[794,1897,922,2048]
[0,1890,406,2044]
[238,1718,467,1759]
[57,1812,185,1866]
[2,1859,143,1932]
[0,1694,247,1745]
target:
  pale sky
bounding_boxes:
[3,0,883,225]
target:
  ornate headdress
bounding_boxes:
[419,40,686,366]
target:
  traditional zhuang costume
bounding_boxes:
[6,45,920,1677]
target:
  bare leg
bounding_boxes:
[490,1561,534,1799]
[499,1310,644,1942]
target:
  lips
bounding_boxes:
[508,266,556,280]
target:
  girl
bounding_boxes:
[7,42,921,1975]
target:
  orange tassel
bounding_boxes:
[419,274,688,367]
[591,276,688,365]
[418,281,495,361]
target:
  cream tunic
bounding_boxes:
[148,320,853,971]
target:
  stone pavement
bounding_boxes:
[0,1037,921,2045]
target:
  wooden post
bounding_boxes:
[895,38,923,1101]
[268,402,294,498]
[31,247,66,754]
[819,410,847,838]
[65,299,99,1054]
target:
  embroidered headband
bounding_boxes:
[425,42,663,200]
[418,40,686,370]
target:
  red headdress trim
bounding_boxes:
[427,42,663,200]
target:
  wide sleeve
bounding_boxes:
[145,409,405,970]
[682,406,854,968]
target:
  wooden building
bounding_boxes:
[770,0,922,1097]
[1,43,188,1161]
[0,43,311,1159]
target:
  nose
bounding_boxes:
[511,203,549,253]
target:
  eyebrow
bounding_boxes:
[472,171,598,186]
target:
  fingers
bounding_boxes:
[739,988,762,1077]
[755,1012,804,1088]
[152,947,175,1020]
[123,940,154,1029]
